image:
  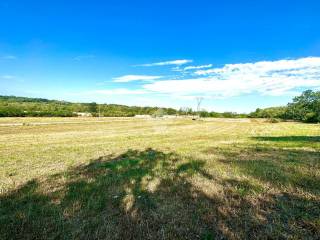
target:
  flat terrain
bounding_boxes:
[0,117,319,239]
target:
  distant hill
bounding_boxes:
[0,95,179,117]
[0,95,248,118]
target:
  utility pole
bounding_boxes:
[195,97,203,119]
[196,97,203,112]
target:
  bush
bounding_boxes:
[152,108,167,118]
[266,118,281,123]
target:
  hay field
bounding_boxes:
[0,117,319,239]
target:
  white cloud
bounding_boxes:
[184,64,213,71]
[1,75,15,79]
[69,56,320,109]
[171,66,184,72]
[113,75,162,82]
[1,55,16,60]
[138,59,193,67]
[194,57,320,76]
[142,57,320,98]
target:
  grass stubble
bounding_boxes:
[0,117,319,239]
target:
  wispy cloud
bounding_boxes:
[142,57,320,98]
[113,75,162,82]
[74,55,95,61]
[137,59,193,67]
[1,55,17,60]
[77,57,320,105]
[1,75,15,79]
[184,64,213,71]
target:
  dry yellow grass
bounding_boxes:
[0,117,319,239]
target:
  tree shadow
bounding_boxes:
[217,146,320,195]
[252,136,320,142]
[1,148,319,239]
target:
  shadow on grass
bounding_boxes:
[217,146,320,195]
[1,148,319,239]
[252,136,320,142]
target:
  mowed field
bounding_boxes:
[0,117,319,239]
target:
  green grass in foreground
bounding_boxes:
[0,118,319,239]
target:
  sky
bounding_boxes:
[1,0,320,113]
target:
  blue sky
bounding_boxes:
[1,0,320,112]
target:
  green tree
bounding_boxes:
[88,102,98,113]
[286,90,320,122]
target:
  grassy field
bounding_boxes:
[0,117,319,239]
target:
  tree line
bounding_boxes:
[249,90,320,123]
[0,90,319,122]
[0,96,245,118]
[0,96,179,117]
